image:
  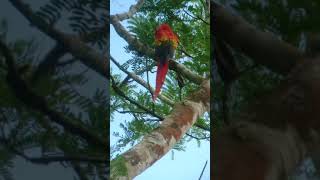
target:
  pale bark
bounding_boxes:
[110,2,205,85]
[111,80,210,180]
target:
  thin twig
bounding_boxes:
[198,160,208,180]
[182,9,209,25]
[111,56,174,105]
[111,76,164,120]
[119,62,155,87]
[177,47,194,59]
[186,133,210,140]
[145,57,154,99]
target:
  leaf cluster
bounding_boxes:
[111,0,210,156]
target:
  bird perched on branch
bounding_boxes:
[153,23,179,101]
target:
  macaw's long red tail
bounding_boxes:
[153,61,169,101]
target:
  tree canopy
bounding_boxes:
[110,0,210,179]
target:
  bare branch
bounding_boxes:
[117,110,149,114]
[119,62,155,87]
[198,160,208,180]
[183,9,209,25]
[111,76,164,120]
[177,47,195,59]
[112,0,145,21]
[111,56,174,106]
[186,133,210,140]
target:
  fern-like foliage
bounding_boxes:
[111,0,210,157]
[0,0,108,177]
[36,0,108,49]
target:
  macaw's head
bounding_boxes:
[155,23,179,49]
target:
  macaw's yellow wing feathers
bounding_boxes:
[153,23,179,101]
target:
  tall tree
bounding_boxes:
[110,0,210,179]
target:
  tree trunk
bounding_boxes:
[212,1,320,179]
[111,80,210,180]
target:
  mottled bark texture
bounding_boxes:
[111,80,210,180]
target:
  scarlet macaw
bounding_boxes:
[153,23,179,101]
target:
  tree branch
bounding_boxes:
[32,44,66,82]
[111,56,174,106]
[0,135,106,166]
[186,133,210,141]
[28,155,106,164]
[0,40,106,149]
[182,9,209,25]
[112,0,145,21]
[71,162,90,180]
[110,13,204,85]
[211,0,304,75]
[8,0,108,79]
[198,160,208,180]
[111,76,164,120]
[119,62,155,87]
[111,80,210,179]
[112,75,210,132]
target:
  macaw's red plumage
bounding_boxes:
[153,23,179,101]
